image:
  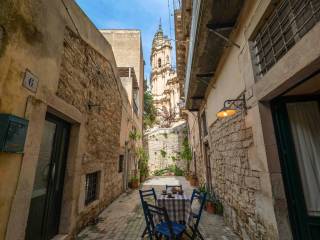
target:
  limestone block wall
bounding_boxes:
[208,112,271,239]
[57,29,123,230]
[187,111,206,181]
[145,123,187,173]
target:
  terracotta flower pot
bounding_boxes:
[190,176,199,186]
[206,201,215,214]
[140,175,145,183]
[131,179,139,189]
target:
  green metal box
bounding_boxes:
[0,114,29,153]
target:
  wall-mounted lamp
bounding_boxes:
[216,95,246,118]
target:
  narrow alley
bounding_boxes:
[77,177,239,240]
[0,0,319,239]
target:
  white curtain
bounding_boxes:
[287,101,320,217]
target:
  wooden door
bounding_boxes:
[204,143,212,193]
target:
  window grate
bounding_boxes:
[252,0,320,79]
[85,171,99,205]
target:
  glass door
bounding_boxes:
[272,96,320,239]
[26,113,70,240]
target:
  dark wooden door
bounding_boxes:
[26,113,70,240]
[204,143,213,193]
[272,96,320,240]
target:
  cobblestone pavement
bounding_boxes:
[77,176,239,240]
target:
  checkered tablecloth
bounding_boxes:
[157,194,192,224]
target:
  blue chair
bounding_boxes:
[165,184,183,192]
[187,189,207,240]
[139,189,157,238]
[139,188,157,203]
[142,201,186,240]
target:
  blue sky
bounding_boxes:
[75,0,177,84]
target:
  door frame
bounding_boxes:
[203,142,212,193]
[26,112,70,240]
[44,113,70,239]
[271,94,320,240]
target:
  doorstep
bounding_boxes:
[51,234,69,240]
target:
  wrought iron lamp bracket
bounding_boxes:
[223,95,246,111]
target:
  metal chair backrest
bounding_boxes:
[165,184,183,192]
[139,189,157,240]
[139,188,157,204]
[142,201,175,238]
[190,189,207,229]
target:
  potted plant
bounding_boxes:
[190,174,199,186]
[214,199,224,215]
[137,147,149,183]
[130,175,139,189]
[197,182,207,207]
[198,182,206,194]
[205,192,216,214]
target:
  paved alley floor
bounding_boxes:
[77,176,239,240]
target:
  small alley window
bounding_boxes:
[158,58,162,67]
[119,155,124,173]
[85,171,99,205]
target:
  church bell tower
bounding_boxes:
[150,20,174,97]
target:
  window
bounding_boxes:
[252,0,320,79]
[119,155,124,173]
[85,171,99,205]
[158,58,162,68]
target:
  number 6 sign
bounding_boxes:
[22,69,39,93]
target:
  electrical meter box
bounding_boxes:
[0,114,29,153]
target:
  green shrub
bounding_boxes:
[153,165,184,176]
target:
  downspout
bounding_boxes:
[184,0,203,103]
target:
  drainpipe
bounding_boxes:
[185,0,202,102]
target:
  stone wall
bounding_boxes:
[57,29,123,231]
[145,122,187,173]
[208,112,270,239]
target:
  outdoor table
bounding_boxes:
[157,194,192,224]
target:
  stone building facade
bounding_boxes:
[101,30,145,185]
[0,0,130,239]
[57,29,123,228]
[144,123,186,173]
[175,0,320,239]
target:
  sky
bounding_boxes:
[75,0,177,85]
